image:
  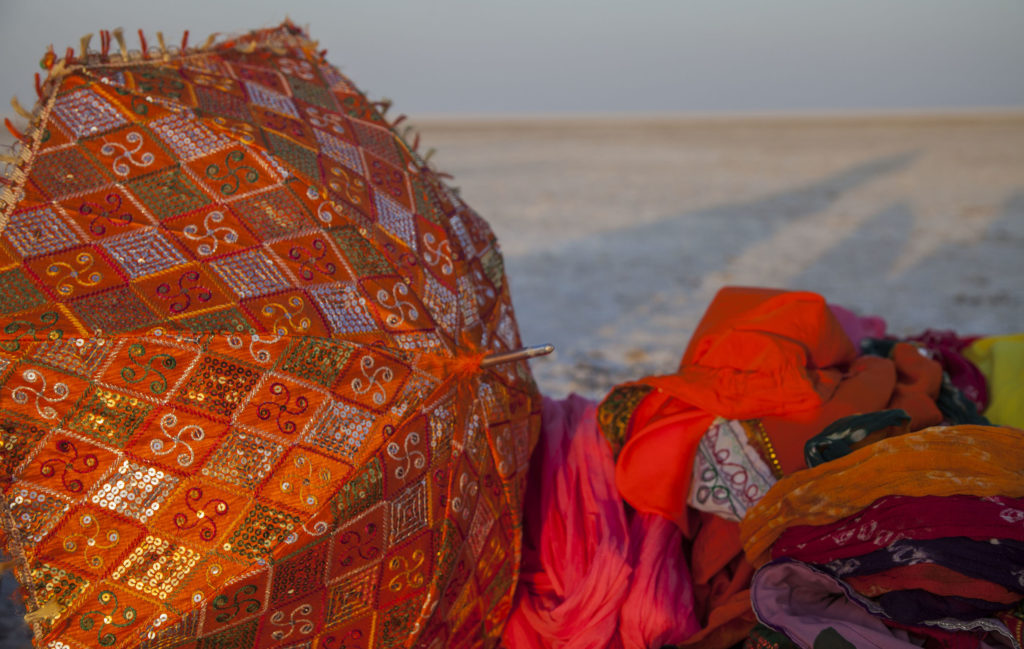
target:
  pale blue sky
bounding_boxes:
[0,0,1021,118]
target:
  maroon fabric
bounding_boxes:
[772,494,1024,564]
[905,329,988,411]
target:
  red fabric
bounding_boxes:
[761,342,943,474]
[888,342,944,429]
[678,513,757,648]
[759,354,895,474]
[503,396,700,649]
[845,563,1022,604]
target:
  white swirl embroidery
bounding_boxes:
[181,211,238,256]
[351,356,393,406]
[100,131,155,177]
[269,603,314,641]
[10,369,70,420]
[451,472,479,521]
[422,233,454,275]
[150,412,205,467]
[377,282,419,327]
[261,297,310,336]
[386,431,426,480]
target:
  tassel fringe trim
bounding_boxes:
[2,18,449,232]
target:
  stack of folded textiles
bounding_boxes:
[741,426,1024,648]
[504,286,1024,649]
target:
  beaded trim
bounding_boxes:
[596,385,652,455]
[745,418,784,479]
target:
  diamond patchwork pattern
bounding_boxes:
[52,87,129,138]
[0,21,540,649]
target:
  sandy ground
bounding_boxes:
[413,114,1024,399]
[1,114,1023,645]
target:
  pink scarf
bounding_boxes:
[503,395,700,649]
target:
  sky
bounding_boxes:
[0,0,1022,119]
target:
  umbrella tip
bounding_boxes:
[480,344,554,369]
[24,599,62,624]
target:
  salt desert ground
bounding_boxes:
[414,114,1024,398]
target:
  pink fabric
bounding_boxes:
[829,303,888,348]
[503,395,700,649]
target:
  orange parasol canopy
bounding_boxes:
[0,21,543,649]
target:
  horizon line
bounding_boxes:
[408,106,1024,122]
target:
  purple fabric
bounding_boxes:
[751,560,919,649]
[752,561,1018,649]
[829,304,887,349]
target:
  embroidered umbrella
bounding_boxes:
[0,22,547,649]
